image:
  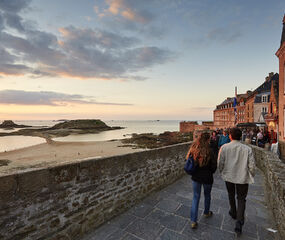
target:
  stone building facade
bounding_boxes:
[264,78,279,131]
[213,93,248,128]
[245,93,255,123]
[179,121,214,133]
[253,92,271,122]
[276,15,285,157]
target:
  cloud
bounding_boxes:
[0,1,173,80]
[95,0,166,39]
[206,27,242,44]
[0,90,133,106]
[103,0,154,24]
[0,0,31,13]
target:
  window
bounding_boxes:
[262,95,267,103]
[262,107,268,113]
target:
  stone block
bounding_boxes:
[0,175,17,201]
[50,164,78,183]
[125,219,164,240]
[17,169,50,195]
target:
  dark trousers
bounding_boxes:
[225,181,249,222]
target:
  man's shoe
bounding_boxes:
[203,211,213,218]
[234,220,243,234]
[191,222,198,229]
[229,210,237,220]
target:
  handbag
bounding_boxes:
[184,155,197,175]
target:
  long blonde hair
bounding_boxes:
[186,132,211,167]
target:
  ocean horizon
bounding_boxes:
[0,119,208,152]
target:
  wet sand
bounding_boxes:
[0,140,142,176]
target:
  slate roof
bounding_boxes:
[215,73,279,109]
[254,92,271,103]
[220,97,234,105]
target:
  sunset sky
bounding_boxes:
[0,0,284,120]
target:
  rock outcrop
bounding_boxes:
[122,131,193,149]
[51,119,111,130]
[0,120,30,129]
[0,119,122,138]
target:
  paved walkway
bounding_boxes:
[83,170,280,240]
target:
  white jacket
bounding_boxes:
[218,140,256,184]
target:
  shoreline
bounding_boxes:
[0,140,143,176]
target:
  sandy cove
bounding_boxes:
[0,140,142,176]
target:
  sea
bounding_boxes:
[0,120,201,152]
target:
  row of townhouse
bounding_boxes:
[213,72,279,131]
[214,15,285,160]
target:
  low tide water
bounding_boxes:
[0,120,197,152]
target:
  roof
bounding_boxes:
[220,97,234,105]
[254,92,270,103]
[251,73,279,95]
[215,73,279,108]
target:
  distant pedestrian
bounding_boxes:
[218,128,256,234]
[186,132,217,229]
[241,129,246,142]
[210,131,219,157]
[218,130,230,148]
[257,129,264,147]
[270,130,277,144]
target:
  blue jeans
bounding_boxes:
[191,180,212,222]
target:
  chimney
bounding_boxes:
[235,86,237,97]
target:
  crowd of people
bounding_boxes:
[210,127,277,149]
[185,127,261,235]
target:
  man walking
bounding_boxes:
[218,128,256,234]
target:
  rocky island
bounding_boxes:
[0,119,122,139]
[0,120,31,129]
[122,131,193,149]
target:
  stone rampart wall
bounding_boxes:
[250,145,285,239]
[179,121,215,133]
[0,142,190,240]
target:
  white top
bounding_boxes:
[257,132,263,139]
[218,140,256,184]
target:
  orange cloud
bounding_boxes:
[122,10,135,21]
[58,27,70,37]
[104,0,150,23]
[0,72,25,77]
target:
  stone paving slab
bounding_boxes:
[82,170,280,240]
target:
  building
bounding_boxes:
[213,92,248,128]
[245,91,254,123]
[253,73,279,125]
[276,15,285,157]
[213,73,278,129]
[179,121,215,133]
[264,76,279,131]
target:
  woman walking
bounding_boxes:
[186,132,217,229]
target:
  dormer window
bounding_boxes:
[262,95,267,103]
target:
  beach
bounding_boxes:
[0,140,142,176]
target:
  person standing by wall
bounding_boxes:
[218,129,230,149]
[218,128,256,235]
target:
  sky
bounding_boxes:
[0,0,284,121]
